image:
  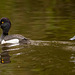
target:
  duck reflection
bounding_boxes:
[1,51,11,64]
[0,43,25,64]
[0,47,11,64]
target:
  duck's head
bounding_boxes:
[0,18,11,35]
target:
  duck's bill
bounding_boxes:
[70,36,75,40]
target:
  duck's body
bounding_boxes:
[0,18,29,44]
[1,34,29,44]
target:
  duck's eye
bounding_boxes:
[2,22,4,24]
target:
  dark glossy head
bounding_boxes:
[0,18,11,35]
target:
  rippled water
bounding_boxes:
[0,0,75,75]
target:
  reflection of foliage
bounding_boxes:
[53,0,75,17]
[0,0,74,40]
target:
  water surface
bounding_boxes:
[0,0,75,75]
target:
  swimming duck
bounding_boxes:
[0,17,29,44]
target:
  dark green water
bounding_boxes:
[0,0,75,75]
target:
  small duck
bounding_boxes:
[0,17,30,44]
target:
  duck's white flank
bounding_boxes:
[1,39,19,44]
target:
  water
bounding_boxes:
[0,0,75,75]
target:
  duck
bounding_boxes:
[0,17,30,45]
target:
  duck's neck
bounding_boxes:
[0,33,8,42]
